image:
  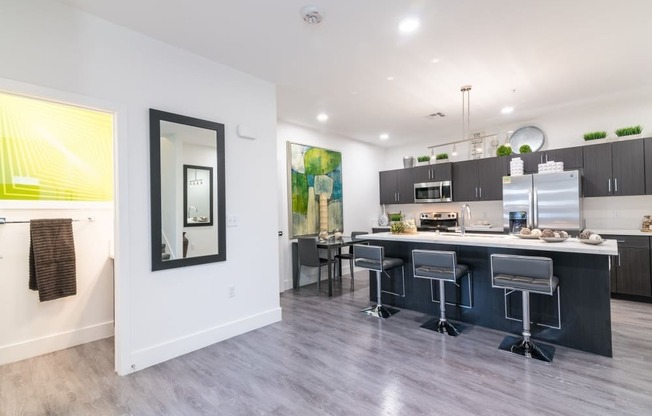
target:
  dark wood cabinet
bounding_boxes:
[412,163,452,183]
[604,235,651,297]
[644,138,652,195]
[583,140,645,197]
[452,157,507,201]
[512,147,583,174]
[379,169,414,204]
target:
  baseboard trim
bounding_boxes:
[0,321,114,366]
[125,307,282,375]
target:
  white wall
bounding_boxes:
[277,122,386,291]
[0,0,280,374]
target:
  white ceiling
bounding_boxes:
[57,0,652,148]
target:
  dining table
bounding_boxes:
[292,235,369,297]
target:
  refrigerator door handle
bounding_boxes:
[532,186,538,228]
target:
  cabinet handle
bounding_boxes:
[617,253,621,267]
[608,178,611,193]
[545,154,549,163]
[475,187,478,198]
[479,187,482,199]
[616,239,626,243]
[396,192,399,202]
[614,178,618,192]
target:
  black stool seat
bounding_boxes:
[493,274,559,293]
[356,257,403,271]
[415,264,469,281]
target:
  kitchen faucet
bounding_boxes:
[460,204,472,236]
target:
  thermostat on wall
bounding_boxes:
[237,124,257,140]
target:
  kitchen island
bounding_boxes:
[361,232,618,357]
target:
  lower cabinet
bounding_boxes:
[604,235,651,298]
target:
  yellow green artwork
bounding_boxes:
[287,142,343,238]
[0,92,113,201]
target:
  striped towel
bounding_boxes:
[29,219,77,302]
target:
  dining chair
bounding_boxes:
[297,237,336,292]
[334,231,368,290]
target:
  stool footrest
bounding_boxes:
[420,318,460,336]
[498,335,555,363]
[361,304,399,319]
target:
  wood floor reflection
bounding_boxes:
[2,273,651,415]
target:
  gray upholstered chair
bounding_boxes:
[353,244,403,318]
[412,249,471,336]
[334,231,368,290]
[490,254,560,363]
[297,237,335,292]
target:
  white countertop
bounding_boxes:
[589,229,652,237]
[361,232,618,256]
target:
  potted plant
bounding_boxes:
[583,131,607,141]
[436,153,449,162]
[519,144,532,154]
[416,155,430,166]
[615,125,643,138]
[496,144,512,156]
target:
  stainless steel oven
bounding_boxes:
[414,181,452,203]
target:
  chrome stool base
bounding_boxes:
[498,335,555,363]
[361,304,399,319]
[420,318,460,336]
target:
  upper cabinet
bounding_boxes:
[412,162,452,183]
[511,147,583,174]
[583,140,645,197]
[452,157,508,201]
[379,168,414,204]
[645,138,652,195]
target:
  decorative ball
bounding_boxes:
[531,228,542,237]
[319,231,329,240]
[580,230,594,239]
[553,232,560,238]
[559,231,569,238]
[334,231,342,240]
[589,233,602,241]
[520,227,532,235]
[541,229,555,238]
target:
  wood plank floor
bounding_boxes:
[2,273,652,415]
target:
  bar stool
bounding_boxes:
[353,244,403,318]
[490,254,560,363]
[412,249,471,336]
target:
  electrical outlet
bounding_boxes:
[227,215,238,227]
[228,285,236,298]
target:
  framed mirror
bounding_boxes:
[509,125,545,154]
[150,109,226,271]
[184,165,213,227]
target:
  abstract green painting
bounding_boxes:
[287,142,343,238]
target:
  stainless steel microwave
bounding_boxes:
[414,181,452,203]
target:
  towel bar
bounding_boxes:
[0,217,94,224]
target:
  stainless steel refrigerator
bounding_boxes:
[502,170,583,233]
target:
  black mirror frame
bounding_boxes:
[149,108,226,271]
[183,164,214,227]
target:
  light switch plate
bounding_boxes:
[227,215,238,227]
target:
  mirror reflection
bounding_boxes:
[150,109,226,271]
[184,165,213,227]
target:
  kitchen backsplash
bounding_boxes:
[379,194,652,231]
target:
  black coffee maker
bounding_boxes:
[509,211,528,234]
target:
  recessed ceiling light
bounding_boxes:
[386,76,395,81]
[398,18,420,34]
[317,113,328,122]
[431,58,440,64]
[501,106,514,114]
[379,133,389,140]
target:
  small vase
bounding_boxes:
[378,205,389,226]
[183,232,189,258]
